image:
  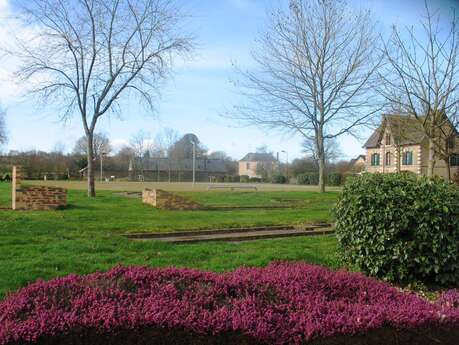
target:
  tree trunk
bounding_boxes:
[316,132,326,193]
[318,154,326,193]
[427,138,436,177]
[86,133,96,197]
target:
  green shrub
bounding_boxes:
[249,177,261,183]
[240,175,249,183]
[271,174,287,184]
[297,172,319,185]
[232,175,240,183]
[327,172,342,186]
[335,173,459,286]
[223,175,233,183]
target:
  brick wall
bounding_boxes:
[12,166,67,210]
[365,143,423,175]
[142,189,202,210]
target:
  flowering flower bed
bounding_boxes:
[1,263,458,345]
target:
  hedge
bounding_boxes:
[297,172,319,185]
[1,263,458,345]
[335,173,459,286]
[327,172,342,186]
[271,174,287,184]
[240,175,250,183]
[296,172,343,186]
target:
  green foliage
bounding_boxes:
[249,177,262,183]
[222,175,233,183]
[232,175,240,183]
[239,175,249,183]
[214,176,224,183]
[335,173,459,286]
[271,174,287,184]
[297,172,319,185]
[327,173,342,186]
[0,173,11,182]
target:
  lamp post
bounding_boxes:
[281,150,289,181]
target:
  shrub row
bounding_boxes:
[1,263,458,345]
[296,172,342,186]
[212,175,288,184]
[336,173,459,286]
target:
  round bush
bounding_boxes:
[335,173,459,286]
[297,172,319,185]
[327,172,342,186]
[271,174,287,184]
[1,263,458,345]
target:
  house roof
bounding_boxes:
[349,154,366,166]
[239,152,277,162]
[363,115,427,148]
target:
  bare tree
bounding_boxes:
[129,130,153,177]
[154,128,180,157]
[154,128,179,182]
[380,2,459,179]
[8,0,194,196]
[73,133,111,159]
[228,0,382,192]
[302,137,342,163]
[169,133,206,159]
[0,106,6,146]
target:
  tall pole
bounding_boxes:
[192,141,196,185]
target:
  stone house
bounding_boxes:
[349,154,366,172]
[363,114,459,179]
[238,153,278,178]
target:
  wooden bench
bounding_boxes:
[207,185,258,191]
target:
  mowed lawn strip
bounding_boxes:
[0,182,339,298]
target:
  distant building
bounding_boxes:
[349,154,366,172]
[239,153,278,178]
[363,114,459,178]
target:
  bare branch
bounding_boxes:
[379,0,459,178]
[227,0,382,191]
[8,0,195,196]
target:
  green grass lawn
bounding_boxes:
[0,182,339,299]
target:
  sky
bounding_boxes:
[0,0,458,161]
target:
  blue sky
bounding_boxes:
[0,0,458,160]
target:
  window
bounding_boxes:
[385,134,391,145]
[447,136,455,150]
[385,152,391,166]
[450,154,459,167]
[402,151,413,165]
[371,153,380,166]
[246,162,250,169]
